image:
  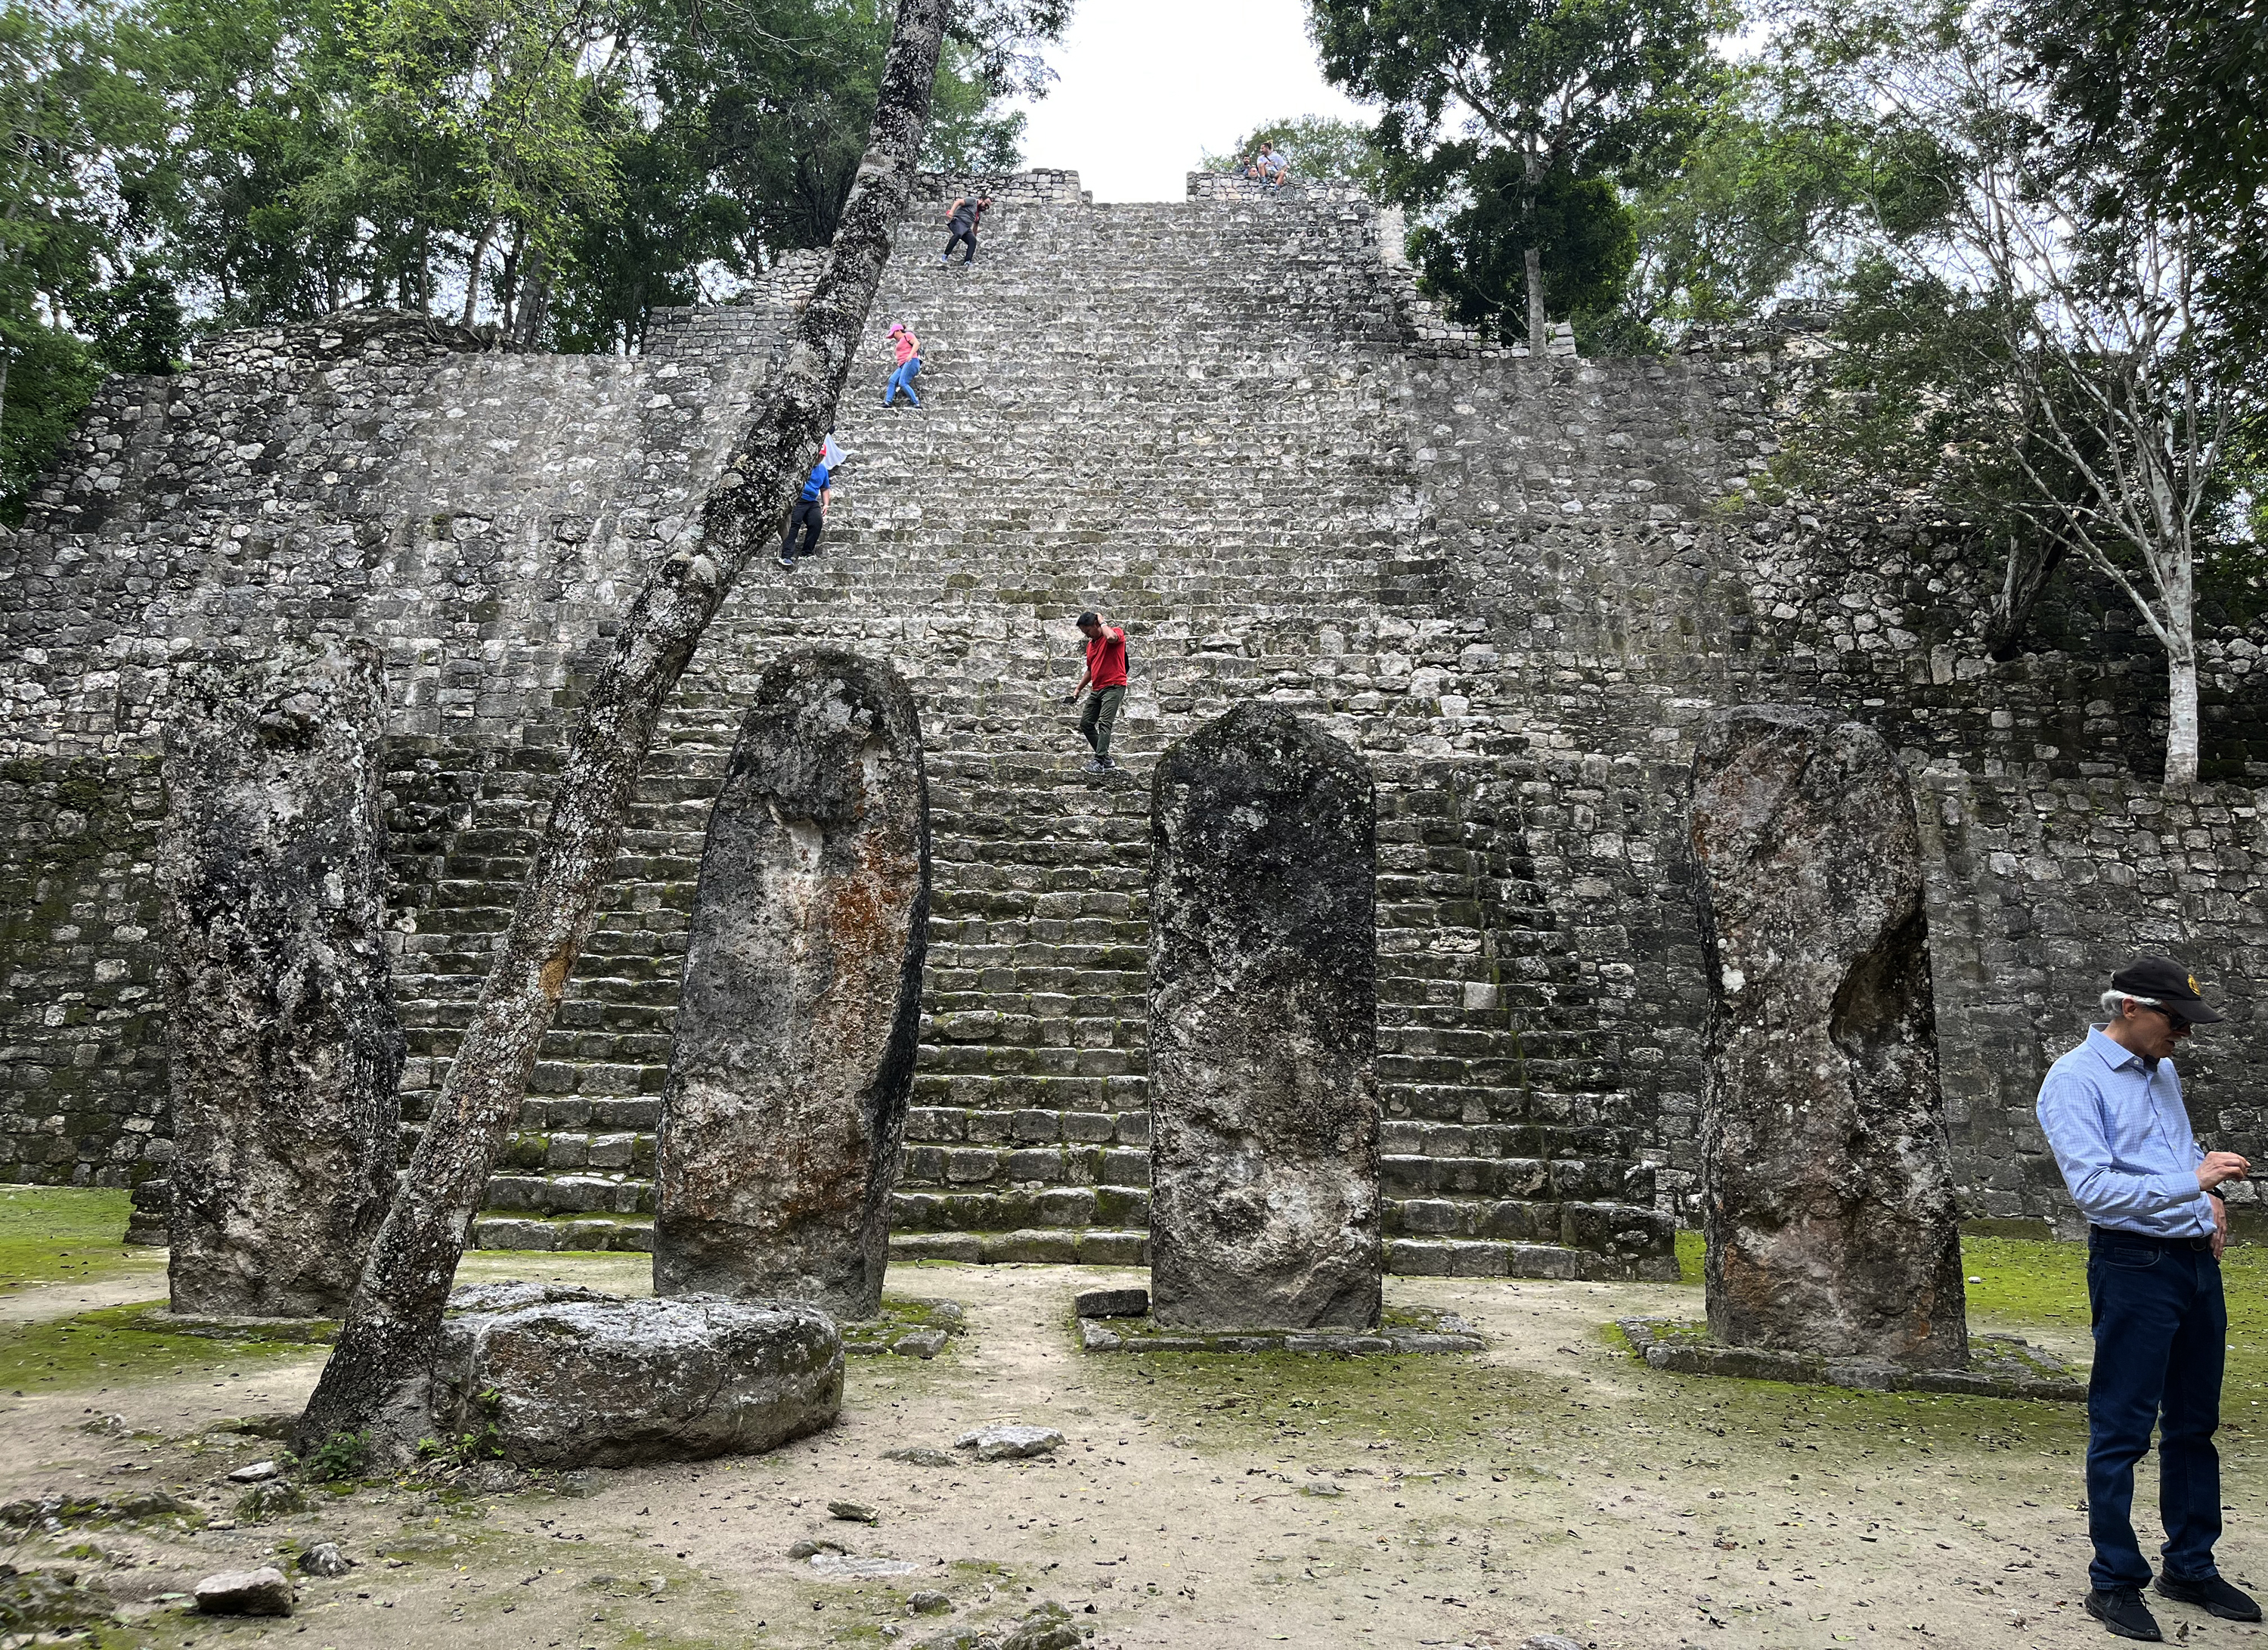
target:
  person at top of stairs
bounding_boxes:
[778,450,831,569]
[885,321,922,407]
[1256,141,1288,193]
[940,194,990,265]
[1067,610,1129,774]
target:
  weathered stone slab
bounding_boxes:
[1616,1319,2079,1400]
[1074,1286,1149,1319]
[954,1424,1064,1460]
[1147,706,1380,1331]
[432,1284,841,1468]
[1077,1305,1480,1355]
[654,649,928,1320]
[194,1568,294,1616]
[1688,706,1967,1369]
[159,640,401,1318]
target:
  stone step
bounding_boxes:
[462,1215,1668,1284]
[897,1143,1151,1191]
[1386,1236,1679,1285]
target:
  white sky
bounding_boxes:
[1007,0,1374,204]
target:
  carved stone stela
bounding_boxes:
[653,649,929,1319]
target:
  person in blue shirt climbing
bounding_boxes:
[2036,956,2257,1642]
[778,449,832,569]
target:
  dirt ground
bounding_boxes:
[4,1242,2266,1650]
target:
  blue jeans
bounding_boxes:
[2085,1228,2226,1591]
[885,358,921,405]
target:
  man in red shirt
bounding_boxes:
[1067,610,1129,773]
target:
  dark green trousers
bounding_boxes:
[1079,685,1124,758]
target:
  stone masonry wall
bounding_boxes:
[3,171,2264,1248]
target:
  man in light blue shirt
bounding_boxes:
[2037,955,2254,1641]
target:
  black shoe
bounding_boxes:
[2087,1589,2164,1641]
[2156,1571,2263,1621]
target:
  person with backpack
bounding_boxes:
[1065,609,1129,773]
[884,321,922,408]
[940,194,991,265]
[777,448,832,569]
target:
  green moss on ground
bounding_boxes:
[1651,1233,2268,1430]
[0,1187,152,1293]
[1675,1227,1703,1285]
[0,1301,324,1394]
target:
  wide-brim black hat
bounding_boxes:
[2110,956,2226,1024]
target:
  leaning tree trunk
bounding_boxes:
[294,0,950,1456]
[1984,529,2065,662]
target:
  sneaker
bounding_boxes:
[777,554,795,570]
[2156,1572,2263,1621]
[2087,1589,2164,1641]
[1081,758,1110,774]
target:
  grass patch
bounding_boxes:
[0,1301,324,1394]
[1675,1227,1703,1285]
[0,1187,151,1293]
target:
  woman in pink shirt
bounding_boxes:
[885,321,922,408]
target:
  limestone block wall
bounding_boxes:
[3,169,2265,1250]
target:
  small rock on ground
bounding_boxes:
[225,1460,280,1483]
[909,1589,953,1613]
[828,1500,878,1522]
[953,1425,1064,1461]
[788,1538,846,1559]
[296,1542,352,1577]
[893,1328,949,1358]
[194,1567,294,1616]
[1521,1637,1585,1650]
[810,1553,919,1577]
[883,1446,956,1467]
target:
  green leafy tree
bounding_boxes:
[1311,0,1734,351]
[343,0,630,330]
[1775,0,2248,783]
[2027,0,2268,352]
[1,0,178,519]
[1616,71,1951,342]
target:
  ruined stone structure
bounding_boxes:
[156,641,401,1316]
[1148,706,1380,1329]
[4,167,2265,1264]
[1690,706,1967,1366]
[652,650,928,1318]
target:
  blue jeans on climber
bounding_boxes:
[885,358,922,406]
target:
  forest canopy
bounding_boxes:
[0,0,1065,513]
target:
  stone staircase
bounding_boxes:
[380,181,1675,1282]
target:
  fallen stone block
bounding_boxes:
[1072,1287,1148,1319]
[194,1567,294,1617]
[432,1286,841,1468]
